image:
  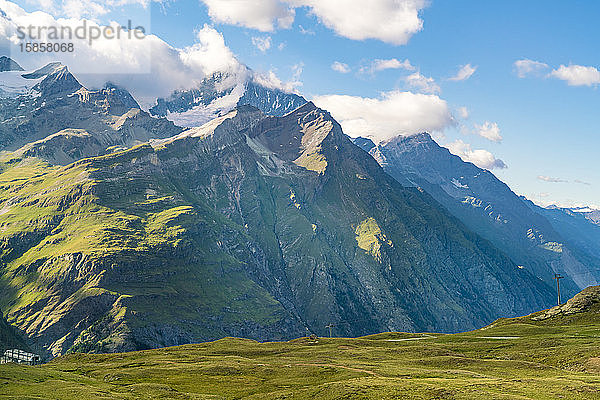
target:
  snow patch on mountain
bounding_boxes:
[0,70,44,97]
[451,178,469,189]
[570,207,598,214]
[148,72,307,127]
[546,205,600,226]
[163,81,246,127]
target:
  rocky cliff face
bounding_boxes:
[0,89,556,358]
[238,80,306,117]
[353,133,600,295]
[0,61,182,160]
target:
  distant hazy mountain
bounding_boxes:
[559,206,600,226]
[0,61,556,358]
[527,201,600,264]
[353,133,600,295]
[149,70,307,127]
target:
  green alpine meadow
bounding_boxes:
[3,286,600,399]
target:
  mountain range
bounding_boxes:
[0,57,597,360]
[353,134,600,296]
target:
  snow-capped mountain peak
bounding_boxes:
[148,69,307,127]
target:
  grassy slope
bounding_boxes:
[2,289,600,399]
[0,146,295,356]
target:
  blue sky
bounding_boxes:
[4,0,599,208]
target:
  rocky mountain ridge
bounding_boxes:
[353,133,600,294]
[0,61,182,163]
[148,70,307,127]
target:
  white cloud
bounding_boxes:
[536,176,592,185]
[313,90,453,143]
[298,24,315,35]
[0,1,251,108]
[513,59,549,78]
[473,121,502,142]
[291,62,303,81]
[25,0,150,19]
[180,25,243,76]
[447,140,507,170]
[457,106,469,119]
[62,0,107,18]
[200,0,427,44]
[331,61,350,73]
[361,58,414,74]
[514,59,600,87]
[372,58,414,72]
[291,0,427,45]
[253,69,302,93]
[23,0,428,45]
[251,35,272,52]
[549,64,600,87]
[448,64,476,81]
[403,72,440,94]
[537,176,568,183]
[200,0,294,32]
